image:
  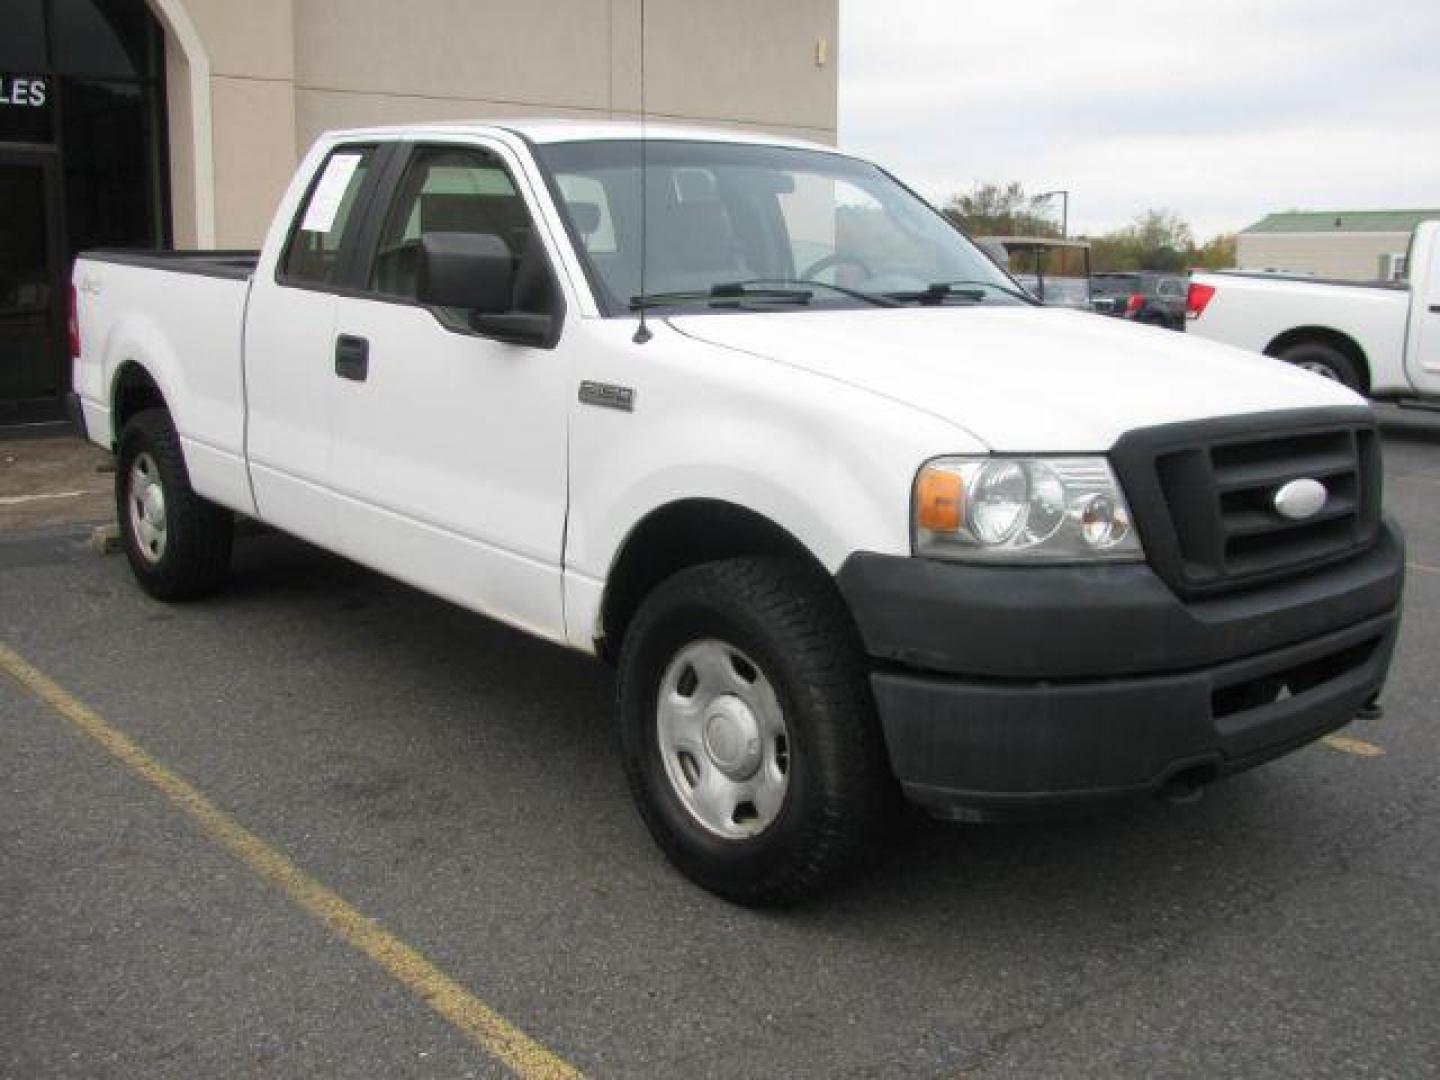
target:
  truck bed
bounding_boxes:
[81,249,260,281]
[72,248,256,512]
[1187,269,1413,396]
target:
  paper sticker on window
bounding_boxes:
[301,153,364,233]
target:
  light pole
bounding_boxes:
[1036,189,1069,238]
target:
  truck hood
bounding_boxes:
[667,306,1365,451]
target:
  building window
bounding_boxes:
[1,0,168,421]
[0,0,48,72]
[52,0,162,80]
[61,78,166,252]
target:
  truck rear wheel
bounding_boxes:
[617,557,893,906]
[116,408,233,600]
[1278,341,1362,391]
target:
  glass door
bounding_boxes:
[0,150,65,422]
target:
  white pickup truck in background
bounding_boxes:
[1187,221,1440,400]
[69,121,1404,905]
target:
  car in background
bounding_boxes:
[1092,272,1187,330]
[1188,220,1440,398]
[979,236,1094,311]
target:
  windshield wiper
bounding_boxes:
[723,278,903,308]
[630,282,814,310]
[886,280,1035,305]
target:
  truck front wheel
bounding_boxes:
[617,557,893,906]
[116,408,233,600]
[1278,341,1362,391]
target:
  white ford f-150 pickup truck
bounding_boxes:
[1187,221,1440,400]
[70,121,1404,905]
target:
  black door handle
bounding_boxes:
[335,334,369,381]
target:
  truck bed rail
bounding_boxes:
[80,249,260,281]
[1203,269,1407,292]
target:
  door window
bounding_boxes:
[369,147,533,300]
[280,147,375,287]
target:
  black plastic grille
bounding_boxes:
[1111,408,1382,598]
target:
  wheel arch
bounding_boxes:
[597,498,848,664]
[110,361,170,447]
[1264,326,1371,394]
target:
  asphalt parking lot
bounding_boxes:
[3,410,1439,1079]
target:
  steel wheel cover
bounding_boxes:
[128,452,167,564]
[655,639,791,839]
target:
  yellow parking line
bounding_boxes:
[1322,734,1386,758]
[0,642,582,1080]
[1407,561,1440,576]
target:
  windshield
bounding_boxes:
[535,139,1026,314]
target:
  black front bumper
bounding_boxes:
[837,523,1404,820]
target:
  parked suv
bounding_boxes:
[1093,272,1187,329]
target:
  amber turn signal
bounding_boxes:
[915,466,964,533]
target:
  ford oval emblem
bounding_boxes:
[1273,478,1328,521]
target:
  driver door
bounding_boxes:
[327,141,572,641]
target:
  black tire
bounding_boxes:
[1277,341,1363,391]
[115,407,233,600]
[617,557,894,906]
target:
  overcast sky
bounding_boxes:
[837,0,1440,239]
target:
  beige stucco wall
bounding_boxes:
[163,33,196,249]
[154,0,838,248]
[1236,232,1411,281]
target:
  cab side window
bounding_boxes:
[370,147,532,300]
[280,146,375,286]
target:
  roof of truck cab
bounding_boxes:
[322,118,836,153]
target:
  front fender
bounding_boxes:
[559,320,981,651]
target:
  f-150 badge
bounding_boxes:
[579,381,635,412]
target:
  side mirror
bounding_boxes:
[471,311,552,346]
[417,232,513,313]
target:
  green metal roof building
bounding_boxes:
[1237,209,1440,281]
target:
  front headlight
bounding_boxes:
[913,456,1143,562]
